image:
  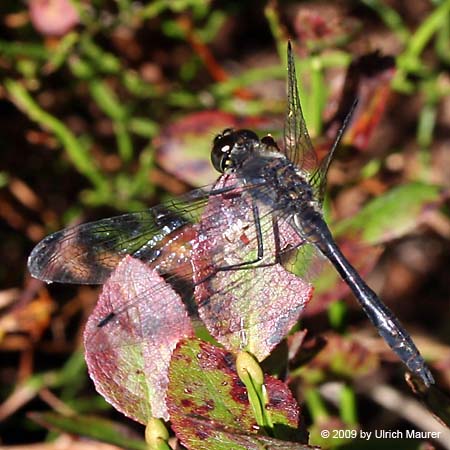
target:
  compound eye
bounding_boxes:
[235,129,259,143]
[261,135,280,151]
[211,132,236,173]
[213,128,233,146]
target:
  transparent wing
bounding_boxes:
[28,184,226,284]
[283,42,318,173]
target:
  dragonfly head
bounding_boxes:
[211,128,259,173]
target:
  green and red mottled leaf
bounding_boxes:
[84,255,194,423]
[192,174,313,360]
[171,419,320,450]
[156,111,274,187]
[167,338,314,450]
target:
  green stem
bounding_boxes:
[408,0,450,59]
[0,40,49,59]
[305,388,329,423]
[114,121,133,162]
[340,384,358,426]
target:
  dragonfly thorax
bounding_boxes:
[269,160,318,212]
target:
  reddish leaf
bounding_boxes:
[84,256,194,422]
[332,52,395,151]
[29,0,79,37]
[192,174,313,360]
[0,288,54,342]
[293,3,361,53]
[167,338,313,450]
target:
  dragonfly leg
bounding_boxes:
[195,203,282,287]
[272,216,282,264]
[215,202,280,273]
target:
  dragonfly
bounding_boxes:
[28,42,434,387]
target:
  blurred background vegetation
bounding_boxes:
[0,0,449,449]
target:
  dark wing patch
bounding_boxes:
[27,186,215,284]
